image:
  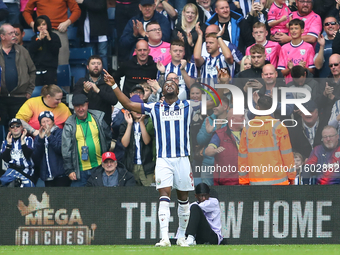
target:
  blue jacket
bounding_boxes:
[32,126,66,181]
[119,11,171,58]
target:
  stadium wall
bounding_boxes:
[3,186,339,245]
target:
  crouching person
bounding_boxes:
[32,111,71,187]
[86,152,135,187]
[185,183,223,245]
[0,118,35,187]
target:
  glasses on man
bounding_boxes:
[322,134,338,139]
[329,63,340,68]
[325,21,337,26]
[132,90,144,95]
[10,124,21,129]
[147,28,162,32]
[7,31,16,35]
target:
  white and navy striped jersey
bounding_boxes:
[200,53,229,80]
[157,62,197,100]
[1,137,34,176]
[141,100,200,158]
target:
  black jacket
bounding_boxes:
[29,15,61,70]
[73,73,118,126]
[112,55,158,97]
[77,0,108,38]
[86,163,136,187]
[118,117,155,176]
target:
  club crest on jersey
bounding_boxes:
[266,48,272,54]
[161,48,166,53]
[335,152,340,158]
[300,49,305,55]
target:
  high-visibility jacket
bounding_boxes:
[238,116,296,185]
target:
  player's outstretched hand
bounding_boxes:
[103,69,116,87]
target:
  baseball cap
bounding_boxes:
[140,0,154,5]
[38,111,54,124]
[130,84,145,94]
[303,100,317,113]
[72,94,88,106]
[8,118,22,126]
[102,152,117,162]
[130,94,144,104]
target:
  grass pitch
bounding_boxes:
[0,245,339,255]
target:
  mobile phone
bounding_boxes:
[254,0,260,3]
[249,79,258,82]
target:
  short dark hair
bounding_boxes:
[289,19,305,29]
[291,65,307,78]
[257,95,273,110]
[171,39,185,48]
[12,23,23,33]
[87,55,103,65]
[250,44,265,55]
[190,82,205,94]
[146,21,160,30]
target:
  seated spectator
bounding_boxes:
[185,183,223,245]
[172,3,200,61]
[119,0,171,62]
[239,55,251,72]
[157,40,197,100]
[267,0,291,36]
[32,111,71,187]
[16,84,71,137]
[12,23,25,46]
[314,16,339,78]
[86,152,136,187]
[277,19,315,84]
[246,22,281,68]
[245,0,271,32]
[0,118,35,187]
[113,40,158,97]
[73,55,118,126]
[62,94,112,187]
[28,15,61,86]
[119,95,155,186]
[155,0,178,30]
[141,82,153,102]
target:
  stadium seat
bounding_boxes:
[23,29,35,42]
[31,85,43,98]
[67,26,80,48]
[69,47,93,84]
[57,64,71,88]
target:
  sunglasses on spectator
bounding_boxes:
[329,63,340,67]
[325,22,337,26]
[10,124,21,129]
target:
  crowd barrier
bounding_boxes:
[2,186,338,245]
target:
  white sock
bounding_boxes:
[158,196,170,240]
[177,199,190,238]
[187,235,195,244]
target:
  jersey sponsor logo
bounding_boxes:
[160,107,184,121]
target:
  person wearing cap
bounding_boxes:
[289,100,327,161]
[32,111,71,187]
[86,152,135,187]
[103,69,222,247]
[0,118,35,187]
[185,183,223,246]
[62,94,112,187]
[119,0,171,63]
[130,84,145,100]
[73,55,118,126]
[118,95,154,186]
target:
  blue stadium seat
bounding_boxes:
[67,26,80,48]
[23,29,36,42]
[31,85,43,98]
[57,64,71,88]
[69,47,93,84]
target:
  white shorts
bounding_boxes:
[155,157,194,191]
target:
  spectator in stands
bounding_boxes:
[185,183,223,245]
[157,40,197,100]
[205,107,243,185]
[172,3,199,61]
[277,19,315,83]
[86,151,136,187]
[314,16,339,78]
[206,0,254,54]
[23,0,81,65]
[246,22,281,68]
[245,0,271,30]
[194,22,234,79]
[73,55,118,126]
[272,0,321,45]
[155,0,178,30]
[196,96,229,185]
[76,0,109,70]
[28,15,61,87]
[119,0,171,62]
[0,23,36,130]
[16,85,71,136]
[62,94,112,187]
[32,111,71,187]
[195,0,215,24]
[12,23,25,46]
[267,0,291,36]
[289,100,325,160]
[3,0,19,25]
[119,95,155,186]
[142,83,153,102]
[305,125,340,185]
[239,55,251,72]
[112,40,158,97]
[0,118,35,187]
[293,152,304,185]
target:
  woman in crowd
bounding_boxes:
[32,111,71,187]
[15,84,71,136]
[240,55,252,72]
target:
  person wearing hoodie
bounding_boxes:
[28,15,61,86]
[32,111,71,187]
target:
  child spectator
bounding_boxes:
[277,19,315,83]
[293,152,304,185]
[267,0,291,35]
